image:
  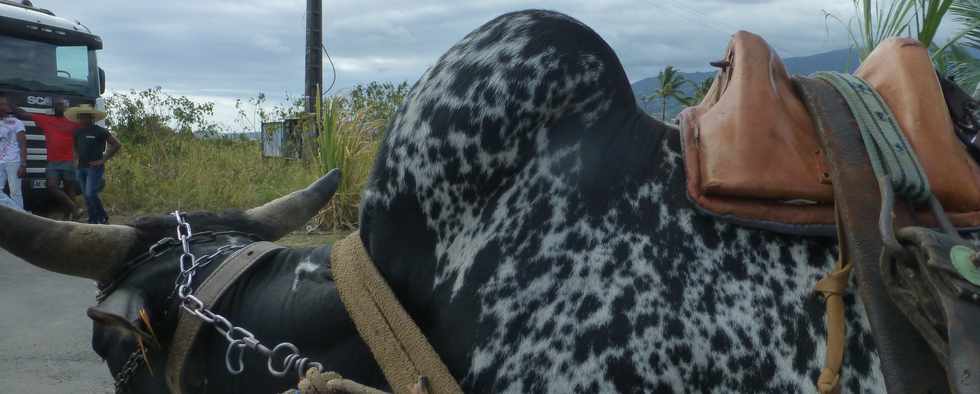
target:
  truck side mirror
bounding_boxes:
[99,68,106,94]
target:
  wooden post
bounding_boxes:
[305,0,323,114]
[303,0,323,160]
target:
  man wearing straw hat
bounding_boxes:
[12,97,84,219]
[66,104,121,224]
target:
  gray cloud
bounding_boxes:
[32,0,943,128]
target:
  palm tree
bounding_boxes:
[645,66,689,121]
[688,78,715,105]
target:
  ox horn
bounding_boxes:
[0,206,139,281]
[244,168,341,240]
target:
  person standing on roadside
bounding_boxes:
[0,94,27,210]
[13,98,83,219]
[67,104,120,224]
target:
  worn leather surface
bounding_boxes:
[166,241,285,394]
[680,109,836,235]
[796,76,950,394]
[856,38,980,213]
[682,32,980,233]
[689,31,832,203]
[886,227,980,394]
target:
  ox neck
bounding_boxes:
[97,231,263,303]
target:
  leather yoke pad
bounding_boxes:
[679,31,835,235]
[856,38,980,216]
[680,32,980,235]
[689,31,832,203]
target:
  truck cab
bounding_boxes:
[0,0,104,212]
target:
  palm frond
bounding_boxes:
[952,0,980,49]
[847,0,917,59]
[917,0,956,47]
[946,43,980,91]
[842,0,966,60]
[687,78,714,105]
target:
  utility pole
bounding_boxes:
[301,0,323,161]
[305,0,323,114]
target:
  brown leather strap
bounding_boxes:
[796,76,950,393]
[814,258,851,393]
[331,232,463,394]
[814,206,854,394]
[166,241,285,394]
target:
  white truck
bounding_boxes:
[0,0,105,212]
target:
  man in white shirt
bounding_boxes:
[0,94,27,210]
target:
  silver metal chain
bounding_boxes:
[171,211,324,381]
[113,350,143,393]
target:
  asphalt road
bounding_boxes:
[0,248,113,393]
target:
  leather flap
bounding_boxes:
[694,31,833,203]
[856,38,980,213]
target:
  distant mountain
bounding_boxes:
[633,48,862,119]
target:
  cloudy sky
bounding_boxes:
[30,0,960,129]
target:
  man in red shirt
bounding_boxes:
[15,98,82,219]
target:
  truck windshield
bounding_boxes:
[0,35,98,97]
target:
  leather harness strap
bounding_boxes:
[813,237,851,393]
[795,76,950,393]
[166,241,285,394]
[331,232,463,394]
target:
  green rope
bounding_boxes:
[815,72,932,204]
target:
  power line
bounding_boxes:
[660,0,737,39]
[646,0,796,57]
[322,44,336,96]
[641,0,730,41]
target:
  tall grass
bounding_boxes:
[98,85,399,229]
[101,133,320,214]
[311,97,384,231]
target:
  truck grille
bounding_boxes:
[21,106,52,187]
[1,94,92,192]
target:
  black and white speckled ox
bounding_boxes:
[0,9,894,394]
[356,9,887,393]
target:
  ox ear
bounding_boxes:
[87,288,159,348]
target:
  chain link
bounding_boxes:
[105,231,251,393]
[106,213,320,392]
[97,230,251,303]
[113,350,144,393]
[170,211,323,381]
